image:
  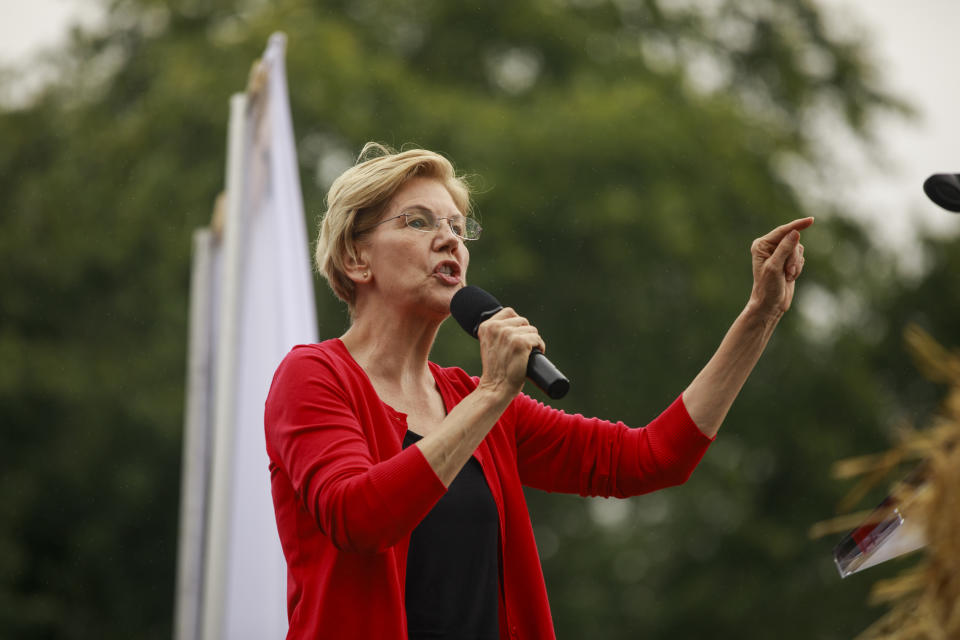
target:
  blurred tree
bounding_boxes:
[0,0,936,638]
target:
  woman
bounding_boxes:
[264,143,810,639]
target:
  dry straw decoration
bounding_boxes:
[811,325,960,639]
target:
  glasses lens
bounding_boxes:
[402,210,481,240]
[403,210,434,231]
[448,217,467,237]
[462,217,481,240]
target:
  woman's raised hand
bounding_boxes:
[476,307,546,399]
[749,217,814,317]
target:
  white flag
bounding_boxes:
[176,32,316,640]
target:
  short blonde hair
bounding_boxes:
[315,143,472,306]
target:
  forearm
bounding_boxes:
[682,300,781,438]
[416,384,514,486]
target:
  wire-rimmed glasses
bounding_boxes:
[370,208,482,241]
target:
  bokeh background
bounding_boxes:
[2,1,960,638]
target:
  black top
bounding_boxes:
[402,429,500,640]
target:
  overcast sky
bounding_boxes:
[2,0,959,261]
[816,0,960,265]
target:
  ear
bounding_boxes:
[344,251,371,284]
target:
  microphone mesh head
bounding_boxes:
[450,286,502,338]
[923,174,960,212]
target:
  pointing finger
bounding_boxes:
[759,217,814,248]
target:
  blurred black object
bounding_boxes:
[923,173,960,212]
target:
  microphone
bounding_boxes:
[923,173,960,212]
[450,286,570,399]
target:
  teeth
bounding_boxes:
[438,265,453,275]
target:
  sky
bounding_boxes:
[0,0,103,65]
[1,0,959,263]
[815,0,960,269]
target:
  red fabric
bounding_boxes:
[264,339,713,639]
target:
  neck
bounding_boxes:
[340,303,445,387]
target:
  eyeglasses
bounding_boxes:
[370,208,482,241]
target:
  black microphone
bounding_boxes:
[923,173,960,212]
[450,286,570,399]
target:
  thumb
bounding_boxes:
[769,230,799,270]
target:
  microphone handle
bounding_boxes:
[527,348,570,399]
[467,300,570,399]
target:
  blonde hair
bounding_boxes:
[315,142,473,307]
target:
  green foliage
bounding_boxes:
[0,0,936,637]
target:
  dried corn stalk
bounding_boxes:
[814,326,959,639]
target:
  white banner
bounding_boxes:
[176,32,316,640]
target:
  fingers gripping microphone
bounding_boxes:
[450,286,570,399]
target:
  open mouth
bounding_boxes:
[433,261,462,283]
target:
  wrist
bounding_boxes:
[743,297,784,328]
[474,377,517,410]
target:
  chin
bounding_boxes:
[421,290,457,319]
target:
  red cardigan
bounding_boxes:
[264,339,713,639]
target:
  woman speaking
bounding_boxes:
[264,143,810,639]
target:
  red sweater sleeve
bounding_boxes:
[264,345,447,553]
[512,393,713,497]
